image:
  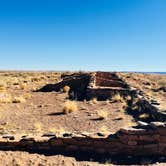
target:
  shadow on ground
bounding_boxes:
[0,149,165,165]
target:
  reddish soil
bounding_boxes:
[0,71,165,166]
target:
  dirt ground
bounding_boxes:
[119,72,166,111]
[0,71,165,166]
[0,71,136,135]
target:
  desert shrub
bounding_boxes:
[0,81,7,91]
[0,93,12,103]
[89,98,98,104]
[125,95,132,101]
[97,110,108,120]
[48,127,64,133]
[63,100,78,114]
[23,93,32,99]
[63,85,70,93]
[100,126,108,133]
[158,80,166,87]
[12,96,26,103]
[19,83,27,90]
[111,94,125,103]
[34,122,42,131]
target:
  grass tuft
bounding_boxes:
[63,100,78,114]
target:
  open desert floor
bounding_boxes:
[0,71,165,166]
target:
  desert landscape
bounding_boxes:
[0,71,165,165]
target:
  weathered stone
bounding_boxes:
[95,148,106,154]
[42,133,56,137]
[120,127,147,135]
[49,139,64,146]
[150,122,165,128]
[128,141,137,146]
[137,121,149,127]
[2,135,15,140]
[65,145,78,151]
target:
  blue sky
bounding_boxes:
[0,0,165,71]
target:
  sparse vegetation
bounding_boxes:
[63,100,78,114]
[89,98,98,104]
[48,127,64,133]
[111,94,125,103]
[12,96,26,103]
[34,122,42,131]
[0,93,12,103]
[63,85,70,93]
[100,126,108,133]
[97,110,108,120]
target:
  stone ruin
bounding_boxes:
[39,71,136,100]
[0,72,165,162]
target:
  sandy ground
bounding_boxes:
[0,72,165,166]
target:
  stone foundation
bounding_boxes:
[0,122,166,156]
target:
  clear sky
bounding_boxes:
[0,0,165,71]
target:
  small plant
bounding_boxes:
[19,82,27,90]
[12,96,26,103]
[97,110,108,120]
[34,122,42,131]
[111,94,125,103]
[100,126,108,133]
[23,93,32,99]
[48,127,64,133]
[106,99,111,104]
[89,98,98,104]
[63,100,78,114]
[63,85,70,93]
[0,93,12,103]
[125,95,132,101]
[0,83,6,91]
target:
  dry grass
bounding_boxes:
[0,93,12,103]
[97,110,108,120]
[63,100,78,114]
[23,93,32,99]
[63,85,70,93]
[125,95,132,101]
[48,127,64,133]
[19,83,27,90]
[34,122,42,131]
[158,79,166,87]
[89,98,98,104]
[111,94,125,103]
[12,96,26,103]
[100,126,108,133]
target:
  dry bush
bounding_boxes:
[0,82,6,91]
[12,96,26,103]
[48,127,64,133]
[111,94,125,103]
[31,77,41,82]
[0,93,12,103]
[89,98,98,105]
[23,93,32,99]
[125,95,132,101]
[100,126,108,133]
[63,85,70,93]
[34,122,42,131]
[63,100,78,114]
[19,82,27,90]
[106,99,111,104]
[157,79,166,87]
[97,110,108,120]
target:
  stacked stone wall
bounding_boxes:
[0,123,165,156]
